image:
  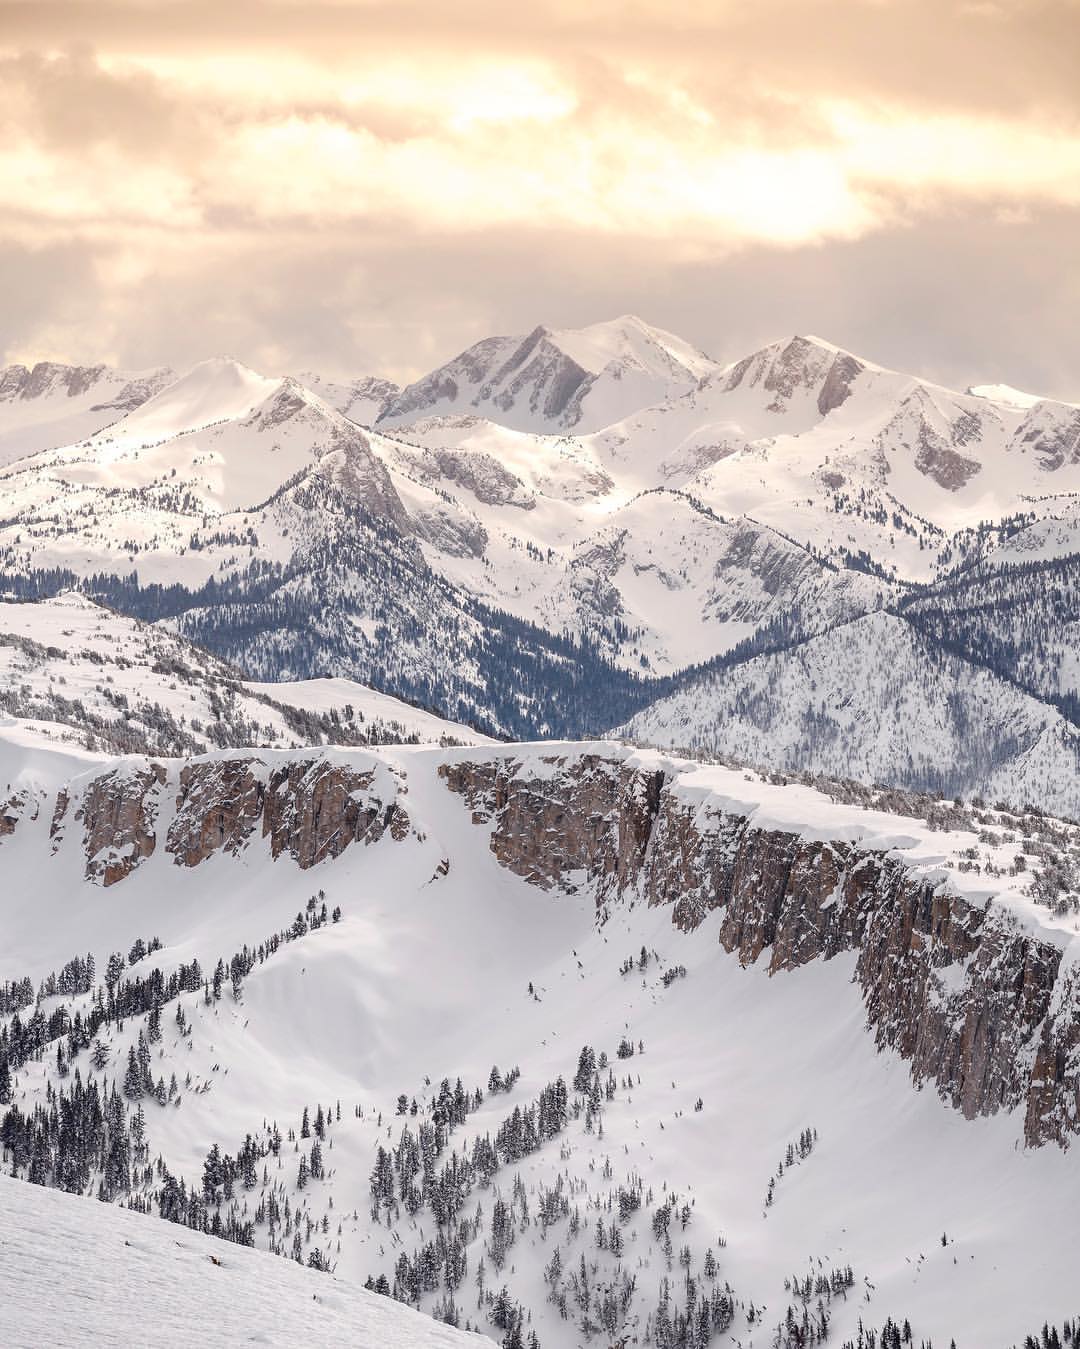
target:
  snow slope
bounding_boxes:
[243,677,496,746]
[3,732,1080,1347]
[0,1172,475,1349]
[0,592,488,754]
[0,360,173,468]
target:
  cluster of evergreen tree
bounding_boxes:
[1,947,105,1018]
[900,550,1080,724]
[1,892,346,1271]
[619,945,655,975]
[0,974,35,1016]
[388,1218,475,1305]
[1,1070,146,1200]
[494,1080,570,1164]
[487,1064,520,1094]
[784,1265,855,1303]
[126,937,163,966]
[643,1271,735,1349]
[39,952,97,1000]
[770,1266,857,1348]
[765,1127,819,1208]
[839,1318,934,1349]
[0,895,337,1091]
[368,1059,583,1342]
[154,1096,343,1262]
[1015,1321,1080,1349]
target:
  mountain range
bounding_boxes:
[4,317,1080,1348]
[1,316,1078,814]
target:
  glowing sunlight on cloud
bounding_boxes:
[0,0,1077,390]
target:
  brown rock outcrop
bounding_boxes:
[439,753,662,895]
[168,759,266,866]
[76,765,166,886]
[59,753,411,880]
[262,759,409,867]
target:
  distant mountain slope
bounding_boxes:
[898,508,1080,718]
[0,320,1077,802]
[0,592,488,755]
[296,370,400,424]
[0,360,174,468]
[582,333,1080,582]
[617,610,1080,816]
[558,489,889,670]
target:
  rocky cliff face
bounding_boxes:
[48,754,411,883]
[440,750,1079,1148]
[50,765,166,886]
[20,742,1080,1147]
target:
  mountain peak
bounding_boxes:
[719,333,871,414]
[95,357,282,446]
[378,316,719,434]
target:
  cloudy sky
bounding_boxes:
[2,0,1078,396]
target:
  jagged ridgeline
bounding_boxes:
[2,325,1080,801]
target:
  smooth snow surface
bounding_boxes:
[0,1173,475,1349]
[243,677,495,745]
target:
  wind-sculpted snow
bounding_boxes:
[0,1172,476,1349]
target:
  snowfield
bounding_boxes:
[0,1171,476,1348]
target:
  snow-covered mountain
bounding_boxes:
[3,730,1080,1347]
[377,315,721,435]
[0,320,1078,803]
[5,317,1080,1347]
[297,370,401,424]
[618,609,1080,817]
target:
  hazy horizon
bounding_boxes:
[2,0,1078,399]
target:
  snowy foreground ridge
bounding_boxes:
[3,725,1080,1346]
[0,1172,475,1349]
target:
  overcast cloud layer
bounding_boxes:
[1,0,1078,396]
